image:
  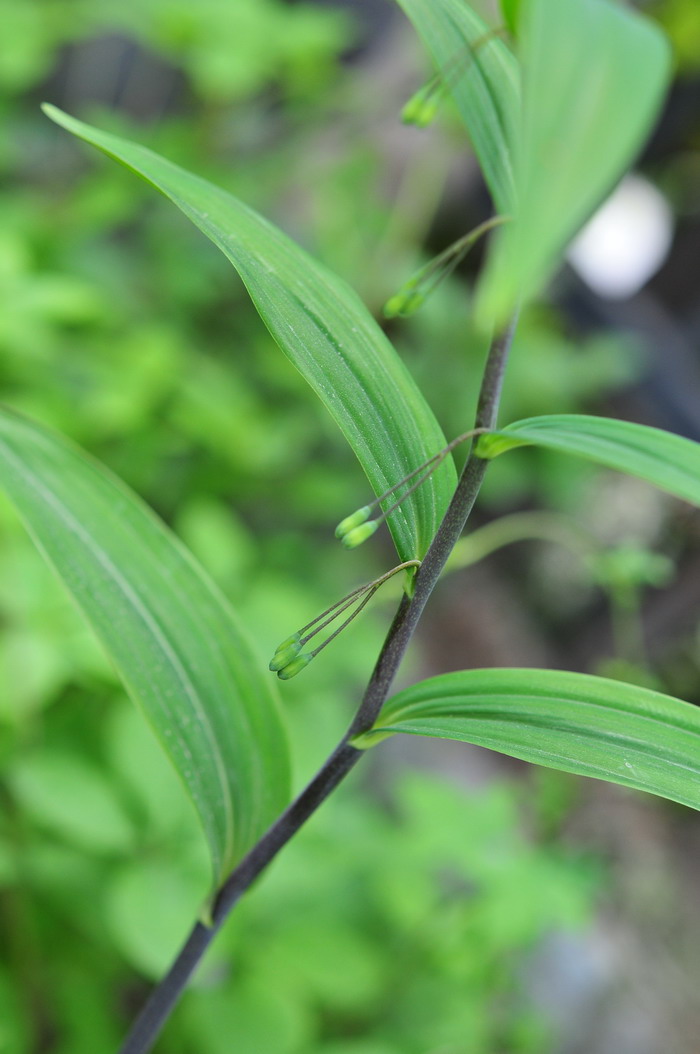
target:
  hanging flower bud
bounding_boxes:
[383,289,426,319]
[270,561,420,681]
[335,505,372,540]
[384,216,508,322]
[268,636,302,672]
[341,520,379,550]
[401,78,445,127]
[276,652,313,681]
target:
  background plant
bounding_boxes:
[2,1,700,1052]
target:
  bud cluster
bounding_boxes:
[333,427,490,551]
[383,215,509,322]
[269,561,421,680]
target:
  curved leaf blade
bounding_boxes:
[477,0,671,325]
[361,668,700,810]
[476,414,700,508]
[0,406,290,888]
[396,0,519,214]
[43,104,456,562]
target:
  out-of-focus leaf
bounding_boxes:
[184,971,313,1054]
[477,0,671,325]
[358,668,700,809]
[500,0,521,36]
[106,859,208,978]
[8,751,134,854]
[0,968,28,1054]
[43,105,456,562]
[0,406,290,888]
[476,414,700,507]
[395,0,519,213]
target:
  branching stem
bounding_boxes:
[117,315,517,1054]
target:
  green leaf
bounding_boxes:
[107,858,208,978]
[42,105,456,563]
[500,0,521,36]
[9,750,135,854]
[359,668,700,810]
[476,414,700,507]
[0,406,290,888]
[477,0,671,325]
[395,0,520,214]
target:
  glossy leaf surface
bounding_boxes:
[0,406,290,888]
[477,0,671,324]
[361,668,700,810]
[43,105,456,562]
[477,414,700,507]
[395,0,520,213]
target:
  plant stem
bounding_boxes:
[117,315,517,1054]
[348,314,517,736]
[119,740,362,1054]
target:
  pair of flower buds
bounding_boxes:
[270,427,487,679]
[385,28,509,319]
[270,114,508,678]
[269,565,414,680]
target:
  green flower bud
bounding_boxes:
[383,289,426,319]
[335,505,372,539]
[401,83,442,128]
[341,520,379,550]
[268,639,302,672]
[277,652,313,680]
[276,632,302,652]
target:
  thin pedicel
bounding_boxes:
[336,427,491,549]
[269,560,421,679]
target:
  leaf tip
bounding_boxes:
[41,103,79,138]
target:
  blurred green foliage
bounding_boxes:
[653,0,700,70]
[2,0,686,1050]
[0,0,350,100]
[3,695,599,1053]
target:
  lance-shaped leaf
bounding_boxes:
[43,105,456,563]
[357,668,700,810]
[476,415,700,508]
[477,0,671,325]
[0,406,290,889]
[396,0,519,214]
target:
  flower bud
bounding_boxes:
[268,638,302,672]
[335,505,371,540]
[276,632,301,652]
[401,83,442,127]
[341,520,379,550]
[276,652,313,680]
[383,289,426,319]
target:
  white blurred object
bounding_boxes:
[567,174,673,299]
